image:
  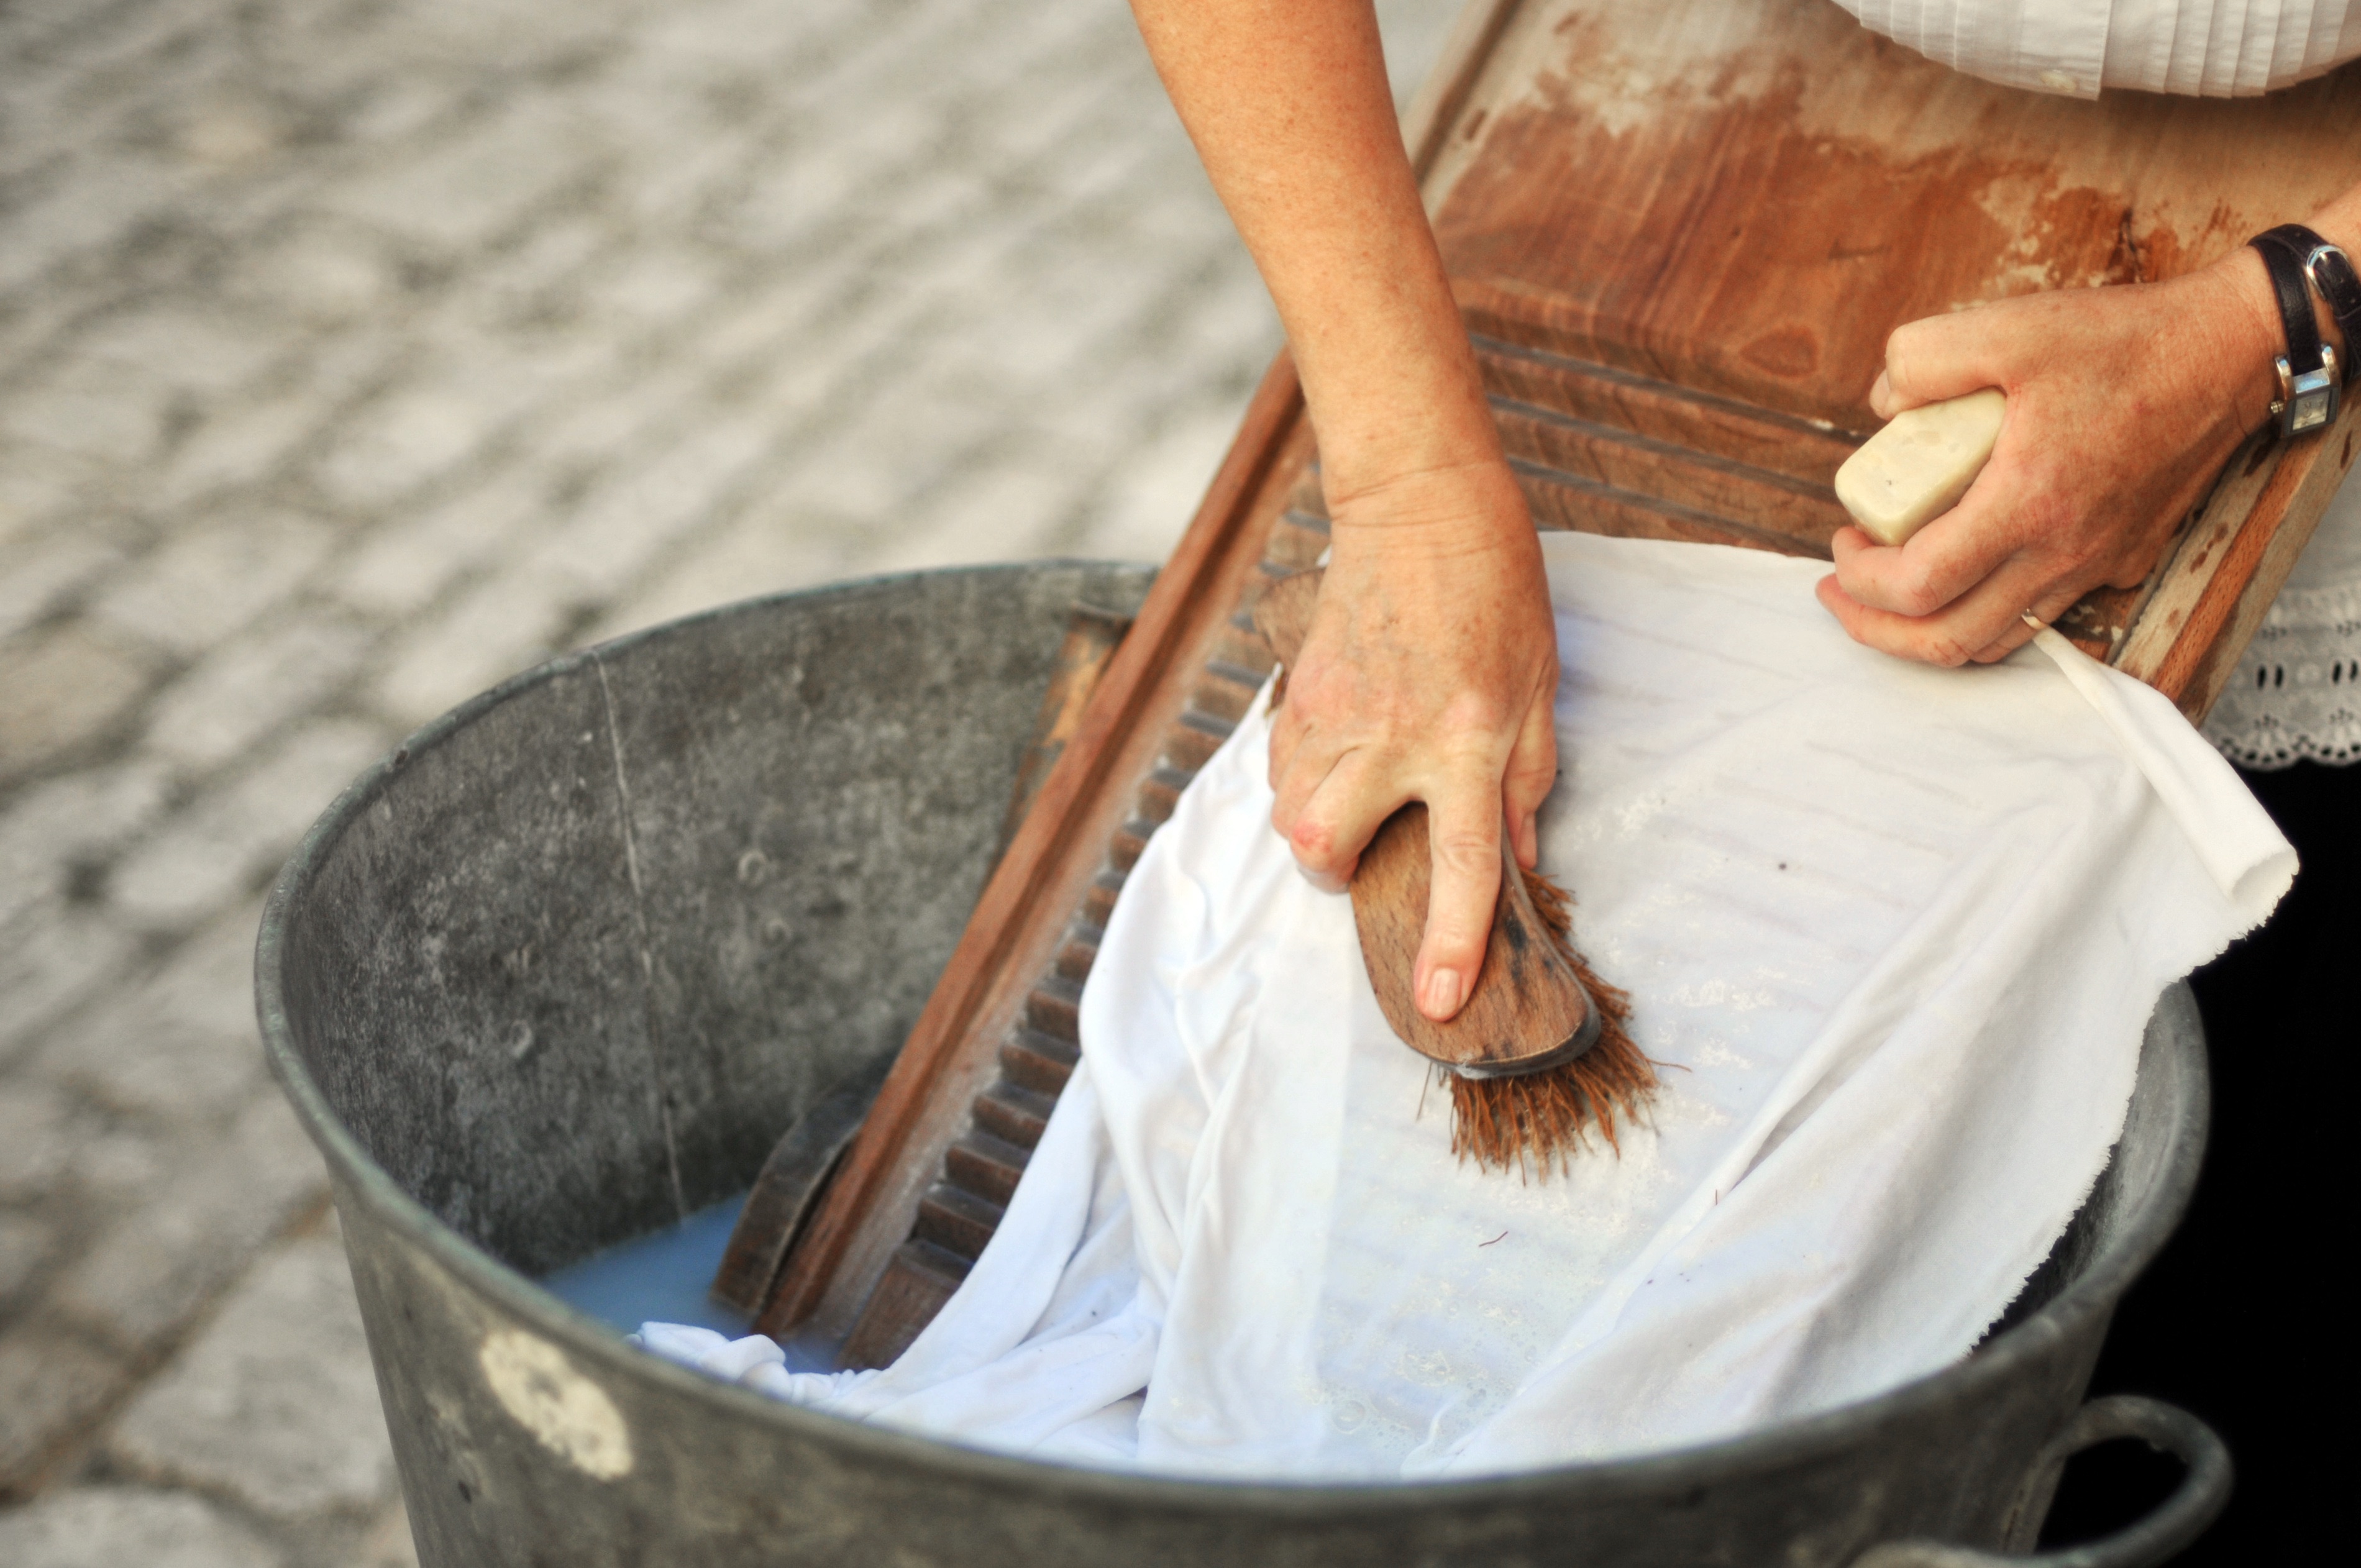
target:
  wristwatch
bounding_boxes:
[2250,225,2352,435]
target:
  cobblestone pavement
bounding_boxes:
[0,0,1454,1559]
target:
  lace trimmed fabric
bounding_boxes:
[2202,480,2361,770]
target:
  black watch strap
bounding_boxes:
[2251,231,2327,373]
[2257,222,2361,390]
[2250,228,2340,434]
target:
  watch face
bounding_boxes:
[2288,363,2337,434]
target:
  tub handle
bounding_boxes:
[1852,1395,2231,1568]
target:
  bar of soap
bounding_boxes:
[1834,388,2006,547]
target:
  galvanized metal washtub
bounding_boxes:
[257,562,2229,1568]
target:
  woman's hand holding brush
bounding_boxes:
[1264,463,1559,1023]
[1259,565,1648,1177]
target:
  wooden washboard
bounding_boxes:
[754,0,2361,1367]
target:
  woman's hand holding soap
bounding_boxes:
[1815,255,2298,667]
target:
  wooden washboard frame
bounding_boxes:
[758,0,2361,1367]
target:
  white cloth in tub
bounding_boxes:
[637,531,2290,1480]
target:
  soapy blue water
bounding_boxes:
[540,1193,754,1338]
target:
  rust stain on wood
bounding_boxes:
[1424,0,2355,701]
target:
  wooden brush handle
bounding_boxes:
[1252,572,1594,1075]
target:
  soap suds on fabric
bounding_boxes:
[636,532,2291,1481]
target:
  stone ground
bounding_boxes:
[0,0,1455,1560]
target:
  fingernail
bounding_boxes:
[1299,864,1346,895]
[1421,969,1463,1019]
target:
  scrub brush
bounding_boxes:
[1253,571,1653,1177]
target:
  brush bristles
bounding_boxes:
[1446,867,1653,1179]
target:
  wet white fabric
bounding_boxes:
[637,533,2291,1479]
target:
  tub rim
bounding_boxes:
[255,560,2209,1521]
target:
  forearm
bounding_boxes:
[1126,0,1504,513]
